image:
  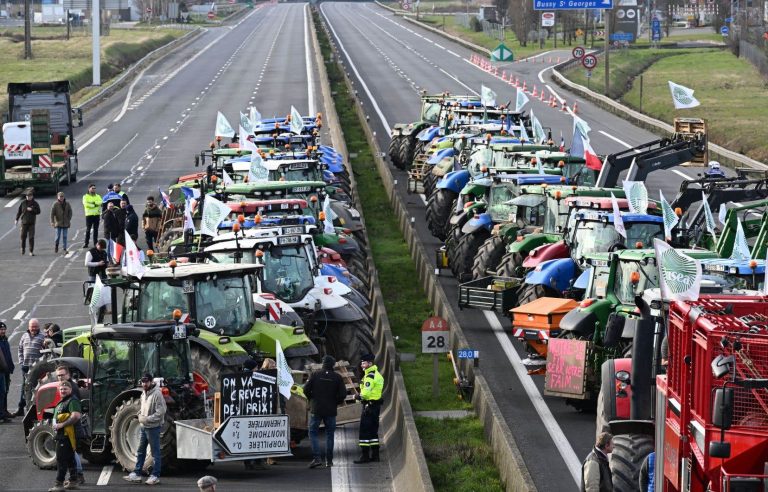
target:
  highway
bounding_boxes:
[0,4,392,490]
[319,3,706,490]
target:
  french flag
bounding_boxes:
[572,130,603,171]
[158,187,171,208]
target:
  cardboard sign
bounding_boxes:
[220,369,278,419]
[544,338,588,398]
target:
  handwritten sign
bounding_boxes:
[544,338,588,398]
[220,369,278,419]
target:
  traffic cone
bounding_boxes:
[494,66,499,76]
[550,96,558,108]
[502,71,507,81]
[515,77,520,88]
[522,81,528,93]
[548,57,552,63]
[539,90,546,102]
[573,102,579,114]
[532,85,538,98]
[561,100,568,112]
[557,57,561,63]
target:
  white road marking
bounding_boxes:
[439,68,478,95]
[434,42,445,49]
[419,193,428,206]
[78,128,108,152]
[40,278,52,287]
[673,169,694,180]
[5,197,20,208]
[447,49,460,57]
[13,310,25,320]
[97,465,114,486]
[598,130,635,150]
[80,133,139,182]
[304,4,316,115]
[546,84,563,103]
[484,310,581,486]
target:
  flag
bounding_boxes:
[570,115,591,158]
[240,111,254,134]
[668,81,700,109]
[611,192,626,238]
[275,340,293,400]
[180,186,201,201]
[718,203,727,226]
[109,239,125,264]
[531,110,546,144]
[124,232,146,279]
[158,187,171,208]
[622,181,649,215]
[515,88,529,112]
[702,192,717,240]
[249,106,262,127]
[183,198,195,233]
[200,195,233,236]
[322,195,337,233]
[583,139,602,171]
[89,275,111,314]
[481,85,497,107]
[520,121,529,142]
[290,106,304,135]
[215,111,235,138]
[654,238,701,301]
[559,133,565,152]
[730,220,751,260]
[534,150,546,174]
[248,152,269,183]
[239,125,259,153]
[660,190,679,241]
[222,169,234,186]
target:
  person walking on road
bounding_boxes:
[0,322,15,423]
[48,380,81,492]
[16,318,45,416]
[123,373,166,486]
[50,192,73,254]
[142,196,162,251]
[582,432,614,492]
[15,190,41,256]
[84,239,108,282]
[353,353,384,464]
[82,183,102,248]
[305,355,347,468]
[101,202,120,243]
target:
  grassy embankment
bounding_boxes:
[314,10,504,492]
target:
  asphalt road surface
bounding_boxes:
[0,4,393,490]
[319,2,714,490]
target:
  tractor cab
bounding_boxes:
[700,258,766,292]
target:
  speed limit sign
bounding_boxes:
[572,46,585,59]
[421,316,449,353]
[581,54,598,69]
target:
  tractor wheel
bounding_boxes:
[516,283,561,307]
[610,434,654,492]
[401,136,416,169]
[347,257,369,280]
[82,443,114,466]
[190,344,227,393]
[110,398,153,473]
[25,357,57,409]
[388,136,402,169]
[495,251,525,278]
[324,319,374,368]
[422,170,436,199]
[451,230,491,280]
[27,422,57,470]
[471,236,506,279]
[425,190,457,241]
[396,138,410,170]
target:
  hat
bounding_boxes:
[140,372,153,382]
[322,355,336,369]
[0,321,6,329]
[243,359,258,371]
[361,353,375,363]
[197,476,218,488]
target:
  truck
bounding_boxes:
[1,81,82,195]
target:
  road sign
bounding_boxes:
[575,28,584,37]
[213,415,290,456]
[720,26,729,36]
[652,19,661,41]
[457,349,479,359]
[724,17,733,22]
[541,12,555,27]
[610,32,634,42]
[572,46,585,59]
[534,0,612,10]
[402,2,410,10]
[581,54,598,69]
[421,316,449,353]
[490,43,514,62]
[586,70,592,78]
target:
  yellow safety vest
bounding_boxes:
[82,192,102,217]
[361,365,384,402]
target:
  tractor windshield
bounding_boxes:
[544,196,569,233]
[135,340,191,385]
[488,184,517,223]
[275,165,322,182]
[571,221,623,258]
[614,260,659,304]
[586,264,612,299]
[261,244,315,303]
[139,280,190,321]
[702,271,762,292]
[195,276,253,335]
[468,148,491,176]
[422,102,441,123]
[624,222,664,249]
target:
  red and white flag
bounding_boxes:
[583,138,602,171]
[124,232,146,279]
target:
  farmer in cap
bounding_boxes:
[123,373,166,485]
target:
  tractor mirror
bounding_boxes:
[709,440,731,459]
[712,387,734,430]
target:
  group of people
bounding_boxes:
[14,183,164,257]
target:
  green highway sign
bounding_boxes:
[490,43,514,62]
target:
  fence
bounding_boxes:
[454,12,505,40]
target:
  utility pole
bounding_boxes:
[23,0,32,59]
[92,0,101,85]
[604,9,610,95]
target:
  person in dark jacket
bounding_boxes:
[50,192,73,253]
[15,191,41,256]
[639,451,655,492]
[0,322,14,422]
[84,239,109,281]
[114,200,129,245]
[304,355,347,468]
[582,432,614,492]
[142,196,163,251]
[102,202,120,242]
[125,204,139,241]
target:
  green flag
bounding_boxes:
[660,190,679,241]
[531,110,546,144]
[623,181,648,215]
[701,191,717,242]
[654,238,701,301]
[730,220,752,260]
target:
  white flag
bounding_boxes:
[249,106,262,128]
[668,81,701,109]
[611,192,626,238]
[570,115,591,158]
[124,232,146,279]
[183,198,196,234]
[531,110,546,144]
[239,126,259,153]
[660,190,679,241]
[290,106,304,135]
[89,274,111,314]
[730,220,751,260]
[239,111,254,134]
[214,111,235,138]
[520,121,530,142]
[275,340,293,400]
[322,195,338,234]
[481,85,497,107]
[200,195,233,236]
[718,203,727,226]
[248,152,269,183]
[222,169,234,186]
[622,181,648,215]
[515,88,529,112]
[654,238,702,301]
[534,151,546,174]
[701,192,717,241]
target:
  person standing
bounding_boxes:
[123,373,166,485]
[197,476,217,492]
[639,451,655,492]
[82,184,102,249]
[50,192,73,254]
[125,203,139,242]
[0,322,14,422]
[142,196,162,251]
[16,318,45,416]
[304,355,346,468]
[353,353,384,464]
[101,202,119,243]
[84,239,108,282]
[582,432,614,492]
[48,380,81,492]
[113,182,129,204]
[15,190,41,256]
[114,199,129,246]
[55,365,84,485]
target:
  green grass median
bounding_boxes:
[315,9,503,491]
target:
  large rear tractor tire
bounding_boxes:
[471,236,506,279]
[388,136,403,169]
[397,138,411,170]
[110,398,152,473]
[190,344,227,393]
[450,230,491,281]
[495,251,526,278]
[610,433,654,492]
[425,190,457,241]
[422,170,437,199]
[324,319,374,368]
[27,422,57,470]
[516,283,561,307]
